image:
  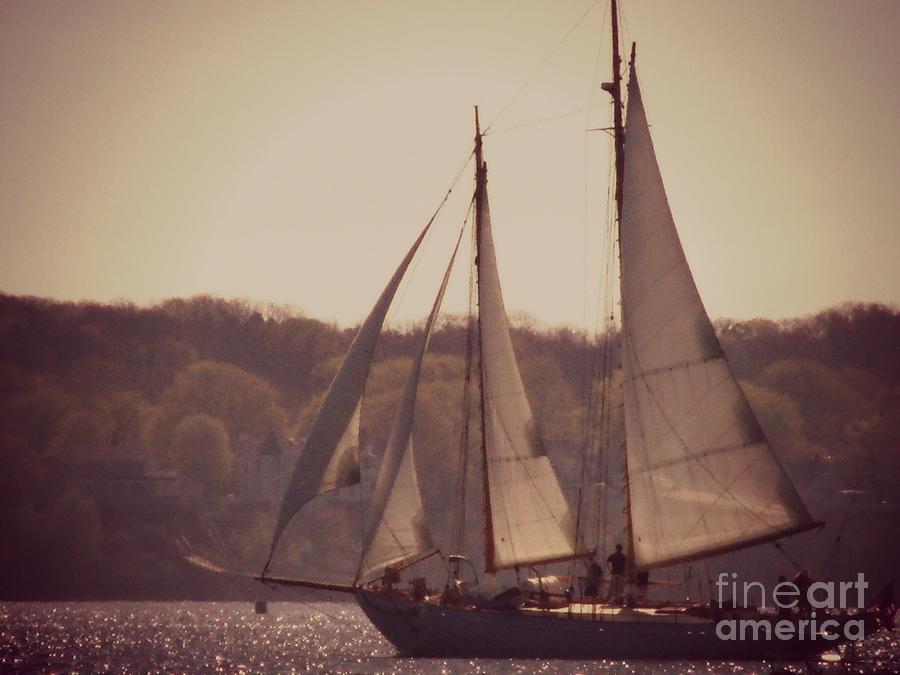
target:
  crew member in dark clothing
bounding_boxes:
[776,575,792,619]
[383,564,401,593]
[634,570,650,602]
[792,568,813,616]
[584,557,604,598]
[606,544,627,604]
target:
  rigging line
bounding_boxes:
[358,370,367,568]
[278,148,475,579]
[577,338,605,558]
[670,430,790,552]
[485,105,604,136]
[581,288,612,521]
[572,343,595,564]
[832,477,860,553]
[572,31,609,567]
[623,325,799,537]
[622,218,812,532]
[304,600,356,625]
[574,180,609,567]
[454,221,477,553]
[617,0,633,60]
[591,150,617,552]
[263,581,362,626]
[584,1,611,132]
[864,360,898,503]
[480,378,578,563]
[453,199,478,556]
[622,333,683,542]
[579,195,609,494]
[772,541,804,571]
[579,6,609,347]
[482,378,568,543]
[483,0,602,134]
[588,342,615,554]
[385,147,475,328]
[362,197,473,567]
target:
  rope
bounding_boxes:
[452,197,478,556]
[483,0,602,134]
[387,148,476,327]
[773,541,803,571]
[261,583,362,627]
[594,141,619,555]
[569,9,612,585]
[263,148,475,578]
[485,105,604,136]
[827,363,897,565]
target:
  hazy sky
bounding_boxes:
[2,1,898,329]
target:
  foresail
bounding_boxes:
[319,401,361,494]
[357,227,465,582]
[619,65,816,570]
[358,439,434,582]
[265,224,431,570]
[477,181,582,571]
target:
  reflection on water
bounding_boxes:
[0,602,896,673]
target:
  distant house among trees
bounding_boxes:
[70,456,179,522]
[232,431,375,507]
[234,431,293,507]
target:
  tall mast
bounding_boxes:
[602,0,637,575]
[621,40,638,577]
[473,106,496,573]
[608,0,625,221]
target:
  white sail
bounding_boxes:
[356,228,464,583]
[266,225,431,566]
[477,166,582,571]
[618,65,816,570]
[319,401,361,494]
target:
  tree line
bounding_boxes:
[0,293,896,598]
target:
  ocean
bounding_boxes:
[1,602,897,673]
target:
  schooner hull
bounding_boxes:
[354,589,832,661]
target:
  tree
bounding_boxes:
[740,381,805,448]
[101,390,149,454]
[520,354,582,451]
[151,361,287,456]
[48,409,108,457]
[757,359,863,444]
[0,381,75,456]
[172,413,232,492]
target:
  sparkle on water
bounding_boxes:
[0,602,897,674]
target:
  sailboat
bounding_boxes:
[259,0,894,661]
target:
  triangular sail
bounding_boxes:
[618,64,817,570]
[319,401,361,494]
[476,156,582,571]
[356,226,465,582]
[264,224,431,570]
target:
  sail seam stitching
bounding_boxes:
[630,439,762,475]
[624,354,723,382]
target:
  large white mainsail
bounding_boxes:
[475,148,582,571]
[356,226,465,583]
[618,63,816,570]
[264,224,431,571]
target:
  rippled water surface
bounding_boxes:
[1,602,897,673]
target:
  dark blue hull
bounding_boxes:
[355,589,841,661]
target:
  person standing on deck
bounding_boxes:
[584,556,604,598]
[792,568,813,617]
[605,544,626,605]
[634,570,649,602]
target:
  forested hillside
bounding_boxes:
[0,294,897,599]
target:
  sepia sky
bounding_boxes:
[1,0,898,329]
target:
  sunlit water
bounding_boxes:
[1,602,897,674]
